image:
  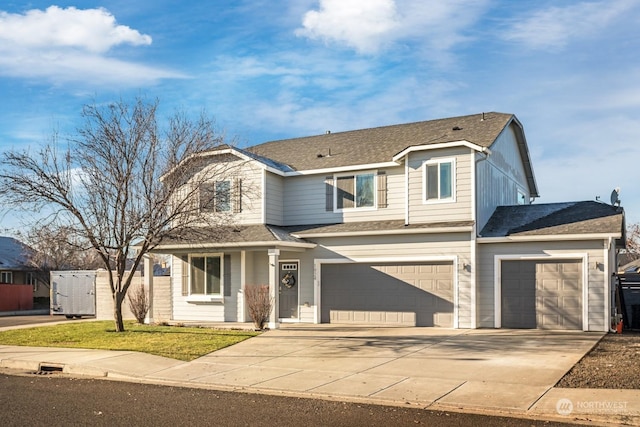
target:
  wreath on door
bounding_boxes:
[281,272,296,289]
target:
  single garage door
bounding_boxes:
[321,262,454,327]
[501,259,582,330]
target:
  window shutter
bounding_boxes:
[223,254,231,297]
[181,255,189,296]
[233,177,242,213]
[377,172,387,208]
[325,176,334,211]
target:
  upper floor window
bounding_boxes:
[423,158,455,202]
[200,179,239,213]
[336,172,375,210]
[517,188,527,205]
[0,271,13,284]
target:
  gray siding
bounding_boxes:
[477,240,608,331]
[406,147,473,224]
[282,166,405,226]
[170,252,243,322]
[265,172,284,225]
[313,233,474,328]
[476,124,530,230]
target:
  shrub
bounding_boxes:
[244,284,273,330]
[128,283,149,324]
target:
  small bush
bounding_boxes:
[244,284,273,330]
[128,283,149,324]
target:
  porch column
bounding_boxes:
[143,254,154,324]
[268,248,280,329]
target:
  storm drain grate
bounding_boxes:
[34,363,64,375]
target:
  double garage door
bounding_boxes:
[501,259,583,330]
[321,262,454,327]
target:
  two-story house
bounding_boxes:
[150,112,625,331]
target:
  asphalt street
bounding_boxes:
[0,370,579,427]
[0,314,73,328]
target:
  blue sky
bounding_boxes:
[1,0,639,230]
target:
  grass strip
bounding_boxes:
[0,321,259,361]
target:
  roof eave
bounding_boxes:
[292,225,474,239]
[392,140,490,162]
[477,233,622,244]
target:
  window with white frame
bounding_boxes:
[335,172,375,210]
[0,271,13,284]
[423,158,455,202]
[517,188,527,205]
[190,255,222,296]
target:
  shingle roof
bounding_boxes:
[247,112,514,171]
[285,220,474,236]
[155,224,309,249]
[0,236,33,270]
[480,201,624,239]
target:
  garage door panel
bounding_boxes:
[502,259,582,330]
[321,262,453,327]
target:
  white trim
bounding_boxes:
[285,162,399,177]
[405,156,410,225]
[604,238,612,333]
[261,169,267,224]
[494,253,589,331]
[393,141,490,162]
[314,256,459,327]
[422,157,456,204]
[239,250,246,322]
[187,252,225,299]
[278,259,300,322]
[478,233,621,243]
[291,225,473,239]
[153,241,317,251]
[469,152,477,329]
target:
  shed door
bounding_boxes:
[501,259,582,330]
[321,262,454,327]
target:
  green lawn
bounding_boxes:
[0,321,259,361]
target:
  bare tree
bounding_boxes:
[626,222,640,255]
[18,224,103,271]
[0,97,238,332]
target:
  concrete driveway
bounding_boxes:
[160,325,602,412]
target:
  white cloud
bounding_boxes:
[296,0,489,55]
[0,6,183,86]
[296,0,399,53]
[502,0,638,50]
[0,6,151,52]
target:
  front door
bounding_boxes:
[279,261,299,319]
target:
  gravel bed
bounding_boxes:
[556,331,640,389]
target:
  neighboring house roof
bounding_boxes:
[0,236,34,271]
[154,225,315,251]
[618,255,640,273]
[248,112,514,172]
[479,201,625,245]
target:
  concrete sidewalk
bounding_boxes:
[0,325,638,425]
